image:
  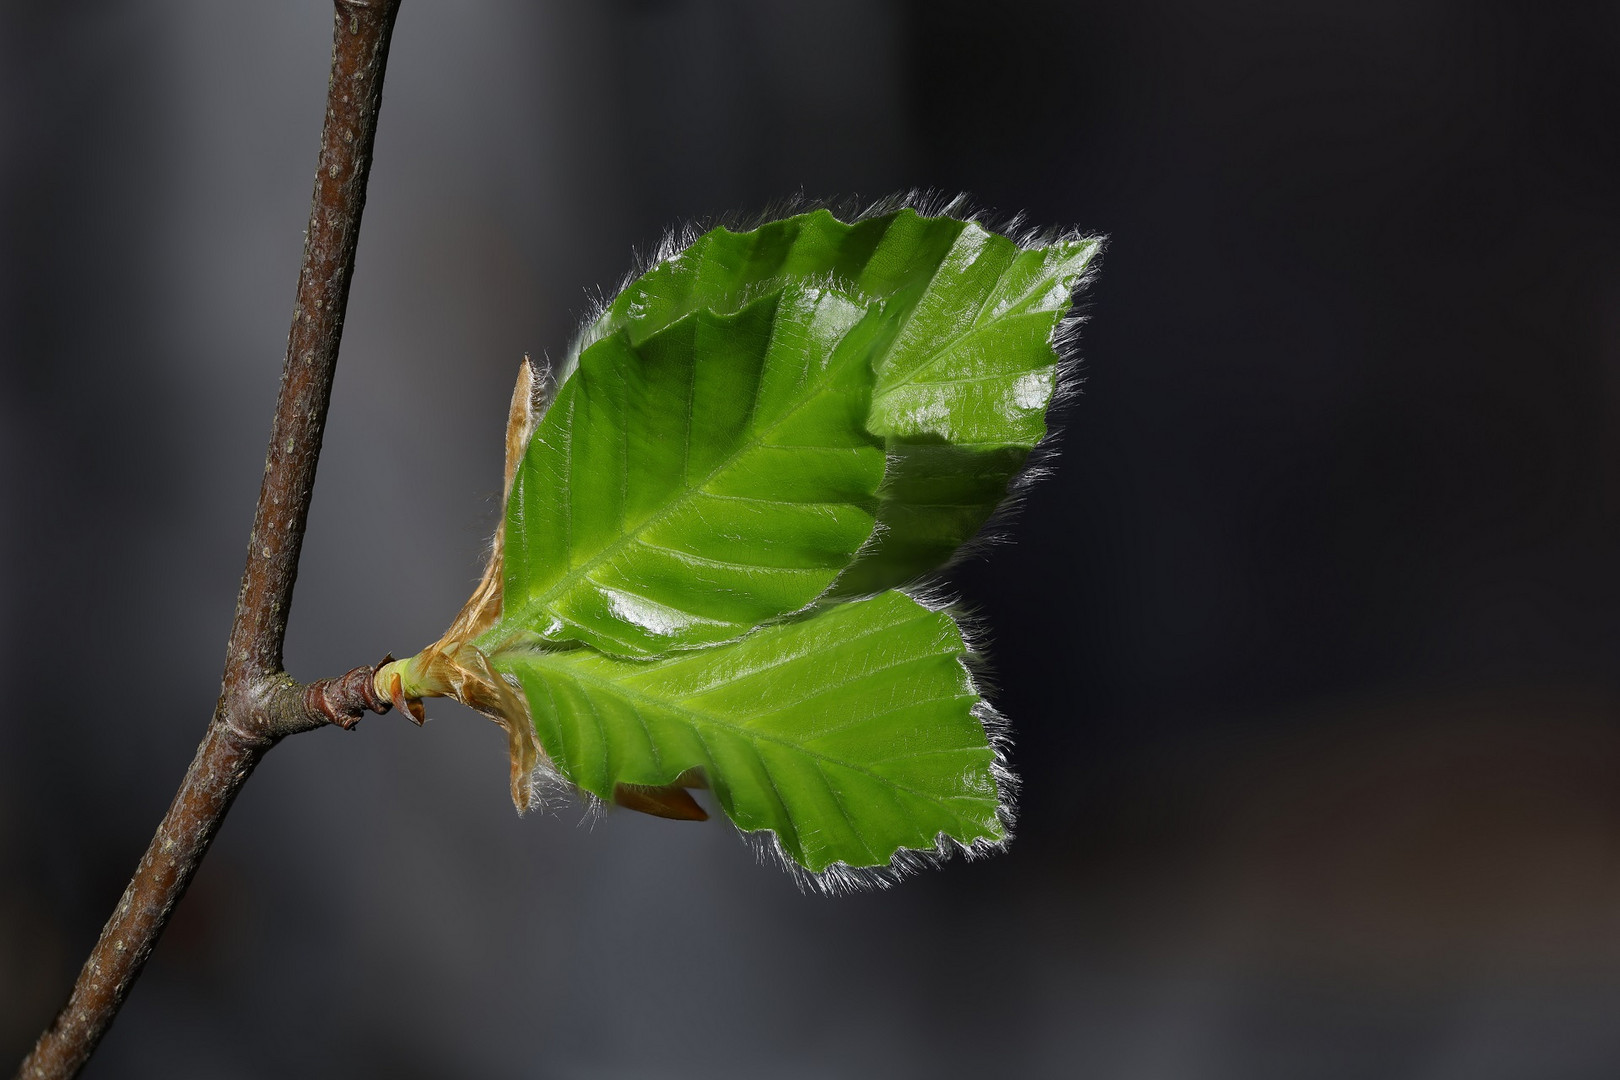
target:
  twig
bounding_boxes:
[16,2,404,1076]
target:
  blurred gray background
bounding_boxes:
[4,1,1620,1077]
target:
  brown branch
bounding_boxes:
[17,2,404,1076]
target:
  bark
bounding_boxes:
[16,3,405,1075]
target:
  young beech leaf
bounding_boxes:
[490,282,889,658]
[377,200,1101,886]
[566,204,1099,595]
[829,442,1032,598]
[490,590,1007,879]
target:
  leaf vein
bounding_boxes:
[545,658,983,826]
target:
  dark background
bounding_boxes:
[4,1,1619,1076]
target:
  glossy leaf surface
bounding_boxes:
[387,203,1098,882]
[492,591,1005,875]
[571,206,1098,594]
[494,283,887,657]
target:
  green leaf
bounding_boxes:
[830,441,1031,598]
[491,282,889,658]
[851,226,1096,592]
[864,228,1096,446]
[385,203,1099,883]
[569,204,1099,594]
[491,591,1008,879]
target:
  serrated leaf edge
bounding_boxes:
[503,588,1018,894]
